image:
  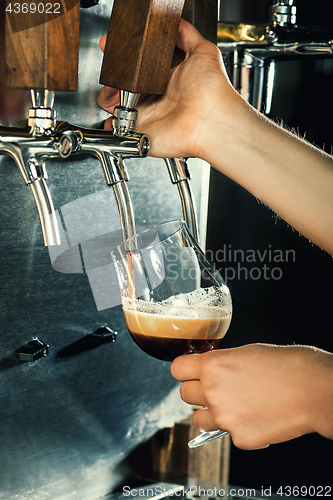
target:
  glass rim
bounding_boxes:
[113,219,188,254]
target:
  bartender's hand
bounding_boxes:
[97,19,237,159]
[98,20,333,254]
[171,344,333,449]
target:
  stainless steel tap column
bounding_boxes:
[0,90,63,246]
[112,87,199,242]
[165,157,199,242]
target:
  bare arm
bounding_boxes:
[204,100,333,255]
[98,20,333,254]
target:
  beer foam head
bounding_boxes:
[124,286,232,319]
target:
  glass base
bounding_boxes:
[188,430,228,448]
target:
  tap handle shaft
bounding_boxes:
[172,0,218,66]
[182,0,218,44]
[99,0,186,95]
[5,2,79,90]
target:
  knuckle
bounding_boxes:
[202,384,218,407]
[214,413,227,431]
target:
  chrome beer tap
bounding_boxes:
[56,93,149,242]
[165,157,199,243]
[111,89,199,242]
[0,89,77,246]
[99,0,202,243]
[0,87,150,245]
[218,0,333,113]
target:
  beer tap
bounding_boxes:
[2,5,81,246]
[0,89,75,246]
[165,157,199,242]
[55,111,149,242]
[2,4,149,245]
[99,0,205,242]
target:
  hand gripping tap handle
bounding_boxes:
[99,0,186,134]
[99,0,206,241]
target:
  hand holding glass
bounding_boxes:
[111,221,232,447]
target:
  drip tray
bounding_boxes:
[107,481,302,500]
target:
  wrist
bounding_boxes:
[196,89,259,177]
[306,347,333,439]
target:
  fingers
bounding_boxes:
[99,20,204,58]
[97,86,120,113]
[192,407,221,433]
[179,380,203,405]
[97,34,119,113]
[171,352,211,381]
[176,18,206,55]
[99,34,107,52]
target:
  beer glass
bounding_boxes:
[111,220,232,447]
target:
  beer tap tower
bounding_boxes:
[2,2,150,246]
[2,0,218,246]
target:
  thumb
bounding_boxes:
[176,18,206,55]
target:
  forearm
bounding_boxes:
[201,93,333,254]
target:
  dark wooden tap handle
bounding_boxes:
[99,0,186,95]
[182,0,218,44]
[5,0,79,91]
[172,0,218,66]
[100,0,218,95]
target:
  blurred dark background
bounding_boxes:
[207,0,333,492]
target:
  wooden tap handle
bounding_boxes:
[99,0,186,95]
[172,0,218,66]
[100,0,218,95]
[5,0,79,91]
[182,0,218,44]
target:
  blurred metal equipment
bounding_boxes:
[218,0,333,113]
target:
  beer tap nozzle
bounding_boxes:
[112,91,140,136]
[111,90,200,242]
[0,89,64,246]
[55,116,149,242]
